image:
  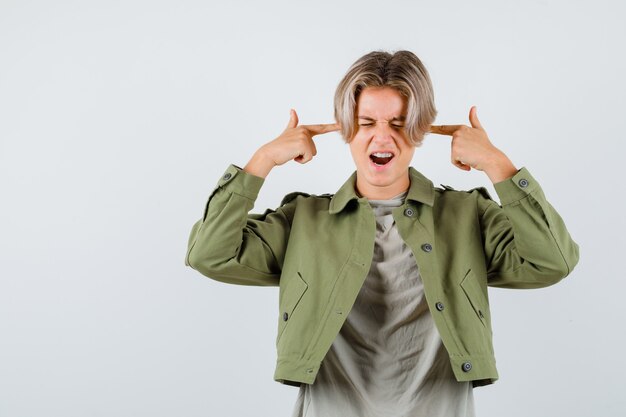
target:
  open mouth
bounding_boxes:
[369,151,395,166]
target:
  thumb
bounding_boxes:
[286,108,299,129]
[469,105,484,130]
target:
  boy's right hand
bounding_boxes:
[260,109,341,166]
[243,109,340,178]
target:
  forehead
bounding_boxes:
[356,86,407,117]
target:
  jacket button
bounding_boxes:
[223,173,232,180]
[462,362,472,372]
[421,243,433,252]
[518,178,529,188]
[283,312,288,321]
[435,302,445,311]
[404,207,415,217]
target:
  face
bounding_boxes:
[349,86,415,200]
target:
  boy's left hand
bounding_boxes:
[429,106,518,183]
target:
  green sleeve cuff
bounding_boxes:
[216,164,266,201]
[493,166,539,206]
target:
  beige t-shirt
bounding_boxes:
[291,191,475,417]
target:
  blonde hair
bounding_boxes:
[334,50,438,147]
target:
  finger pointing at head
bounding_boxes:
[302,122,342,136]
[428,124,464,136]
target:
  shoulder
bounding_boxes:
[433,184,500,220]
[435,183,496,203]
[279,191,333,207]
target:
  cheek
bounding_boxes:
[350,131,363,143]
[348,143,361,161]
[349,137,367,155]
[402,149,416,161]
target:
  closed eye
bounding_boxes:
[358,123,404,129]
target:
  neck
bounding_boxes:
[355,174,410,200]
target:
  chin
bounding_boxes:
[363,172,396,185]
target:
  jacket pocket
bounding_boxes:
[276,271,308,344]
[460,268,490,328]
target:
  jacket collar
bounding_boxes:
[328,167,435,214]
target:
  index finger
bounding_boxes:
[301,123,341,136]
[428,124,464,136]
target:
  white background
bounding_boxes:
[1,0,624,416]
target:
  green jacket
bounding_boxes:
[184,164,580,388]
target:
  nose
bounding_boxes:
[372,121,396,143]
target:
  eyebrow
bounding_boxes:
[358,116,406,122]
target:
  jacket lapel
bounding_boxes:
[328,166,435,214]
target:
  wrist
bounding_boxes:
[484,153,518,184]
[243,148,276,179]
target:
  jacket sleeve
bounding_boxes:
[184,164,296,287]
[478,166,580,289]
